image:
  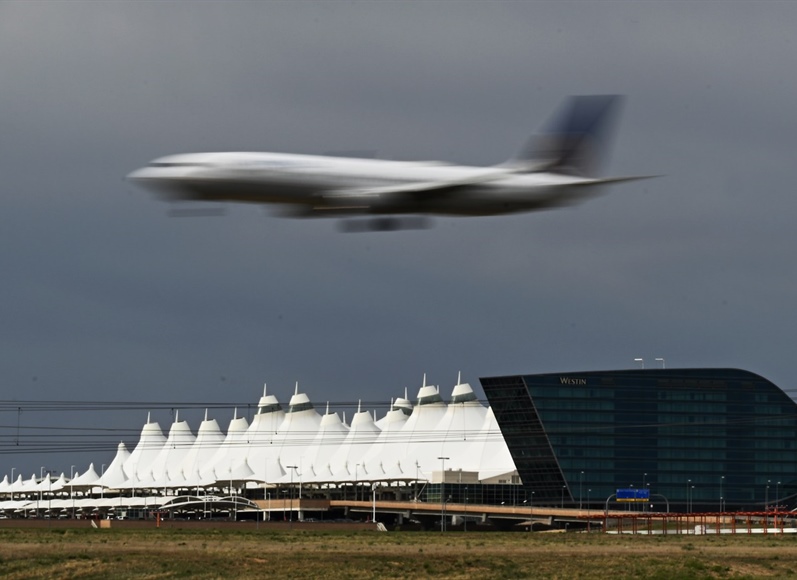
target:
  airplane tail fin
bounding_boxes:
[510,95,623,177]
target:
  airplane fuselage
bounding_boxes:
[129,152,599,217]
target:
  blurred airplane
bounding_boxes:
[128,95,649,231]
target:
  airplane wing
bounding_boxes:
[319,168,520,209]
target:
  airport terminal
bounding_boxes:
[1,367,796,528]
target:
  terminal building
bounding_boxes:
[481,368,797,513]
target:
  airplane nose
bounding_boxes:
[126,168,146,182]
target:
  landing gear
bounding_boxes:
[338,217,432,233]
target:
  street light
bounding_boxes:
[39,467,46,517]
[642,473,648,513]
[561,485,566,509]
[47,470,53,527]
[437,456,449,532]
[70,465,76,519]
[634,358,645,369]
[371,483,380,524]
[587,489,592,531]
[286,465,298,524]
[686,479,691,513]
[579,471,584,509]
[720,476,724,512]
[655,358,666,369]
[355,463,360,503]
[10,467,15,501]
[766,480,771,510]
[527,490,535,533]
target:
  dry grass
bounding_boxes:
[1,526,797,579]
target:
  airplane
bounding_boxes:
[127,95,650,231]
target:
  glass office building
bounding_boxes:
[481,368,797,512]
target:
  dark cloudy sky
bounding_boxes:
[2,1,796,476]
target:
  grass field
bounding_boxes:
[1,525,797,579]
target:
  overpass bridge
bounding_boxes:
[253,498,621,530]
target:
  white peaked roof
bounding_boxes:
[473,406,517,480]
[0,475,9,494]
[177,410,226,480]
[123,415,167,479]
[6,475,25,494]
[360,395,414,473]
[69,463,100,489]
[435,380,489,472]
[117,470,155,491]
[375,393,412,430]
[200,410,249,481]
[328,403,381,481]
[255,386,322,481]
[217,458,257,485]
[180,468,216,489]
[241,391,286,483]
[95,442,131,489]
[33,472,67,493]
[147,413,196,487]
[301,404,350,482]
[375,378,449,478]
[20,473,40,494]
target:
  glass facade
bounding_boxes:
[481,368,797,512]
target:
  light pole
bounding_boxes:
[766,480,770,510]
[561,485,566,509]
[527,490,535,532]
[720,476,724,512]
[355,464,360,503]
[10,468,15,501]
[101,464,106,500]
[414,461,420,502]
[686,479,691,513]
[47,471,53,526]
[579,471,584,509]
[634,358,645,369]
[70,465,76,519]
[464,486,469,532]
[287,465,298,524]
[39,467,45,517]
[766,480,771,528]
[438,456,449,532]
[371,483,379,523]
[587,489,592,531]
[642,473,648,512]
[655,357,666,369]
